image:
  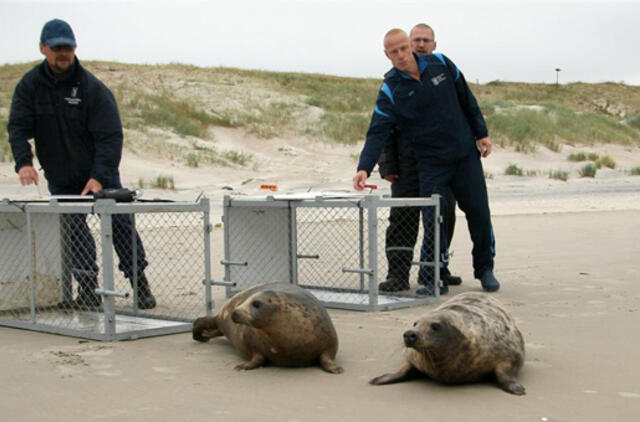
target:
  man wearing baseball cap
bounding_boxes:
[8,19,157,310]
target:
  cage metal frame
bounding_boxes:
[219,194,443,311]
[0,197,212,341]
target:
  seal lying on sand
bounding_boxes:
[193,282,343,374]
[370,292,525,394]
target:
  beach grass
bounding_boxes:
[579,163,598,178]
[505,164,524,176]
[1,61,639,163]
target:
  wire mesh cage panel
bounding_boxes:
[222,194,443,311]
[0,198,211,341]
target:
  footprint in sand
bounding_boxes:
[97,370,123,377]
[525,359,552,369]
[618,392,640,399]
[152,366,180,374]
[525,342,545,349]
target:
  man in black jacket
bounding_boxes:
[7,19,156,309]
[378,23,461,294]
[354,29,500,294]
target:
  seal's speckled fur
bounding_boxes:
[371,292,525,394]
[193,282,342,374]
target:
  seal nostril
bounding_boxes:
[403,330,418,345]
[231,310,239,321]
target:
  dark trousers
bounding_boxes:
[385,158,457,284]
[50,177,148,284]
[417,151,495,280]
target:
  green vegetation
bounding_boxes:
[186,153,200,168]
[255,70,379,113]
[121,92,235,138]
[314,112,371,144]
[549,170,569,181]
[151,174,175,190]
[568,152,600,162]
[505,164,524,176]
[579,163,598,178]
[631,167,640,175]
[568,152,589,161]
[486,103,638,153]
[1,61,640,164]
[597,155,616,169]
[628,114,640,130]
[220,150,253,166]
[0,119,10,162]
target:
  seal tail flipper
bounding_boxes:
[234,353,266,370]
[192,316,222,342]
[319,351,344,374]
[494,361,526,395]
[369,362,420,385]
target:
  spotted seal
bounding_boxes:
[193,282,343,374]
[370,292,525,394]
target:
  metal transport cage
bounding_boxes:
[0,197,211,341]
[219,193,444,311]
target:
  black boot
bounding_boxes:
[73,277,102,310]
[130,272,156,309]
[379,278,410,292]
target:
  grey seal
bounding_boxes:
[193,282,343,374]
[370,292,525,394]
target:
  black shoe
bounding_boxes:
[416,283,449,296]
[443,274,463,286]
[479,270,500,292]
[379,279,410,293]
[137,292,156,310]
[130,272,157,309]
[59,291,102,310]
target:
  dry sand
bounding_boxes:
[1,130,640,421]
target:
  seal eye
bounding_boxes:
[413,321,418,327]
[251,301,262,309]
[430,322,442,332]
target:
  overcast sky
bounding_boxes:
[1,0,639,85]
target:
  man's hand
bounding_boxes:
[18,166,39,186]
[476,137,492,158]
[384,174,399,183]
[353,170,368,191]
[80,178,103,196]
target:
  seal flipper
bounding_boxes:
[369,362,421,385]
[192,316,222,342]
[494,361,526,395]
[319,350,344,374]
[235,353,266,370]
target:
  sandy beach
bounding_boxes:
[1,131,639,421]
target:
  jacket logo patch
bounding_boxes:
[408,90,415,96]
[431,73,447,86]
[65,87,81,105]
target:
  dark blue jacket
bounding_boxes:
[8,58,123,188]
[358,53,487,176]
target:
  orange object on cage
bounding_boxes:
[260,184,278,191]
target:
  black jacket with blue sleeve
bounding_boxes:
[358,53,487,176]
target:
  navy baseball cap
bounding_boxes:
[40,19,77,48]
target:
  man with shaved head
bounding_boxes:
[354,29,499,295]
[377,24,461,295]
